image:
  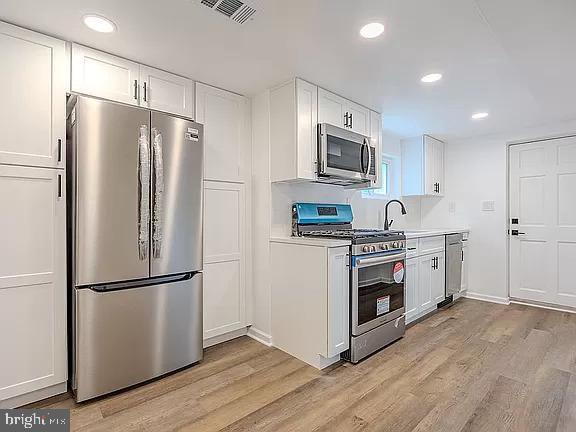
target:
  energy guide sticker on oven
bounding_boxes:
[376,296,390,316]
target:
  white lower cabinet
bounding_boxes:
[270,241,349,369]
[0,165,66,407]
[203,181,246,342]
[405,236,447,325]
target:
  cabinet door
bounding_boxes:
[418,255,434,312]
[405,257,419,324]
[461,246,469,292]
[317,88,347,128]
[327,247,350,358]
[295,79,318,180]
[0,22,66,168]
[432,252,446,304]
[195,83,249,183]
[346,101,370,136]
[424,136,437,195]
[0,166,66,401]
[140,66,194,118]
[435,139,445,196]
[203,181,246,340]
[71,44,140,106]
[366,110,382,189]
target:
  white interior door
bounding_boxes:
[509,136,576,307]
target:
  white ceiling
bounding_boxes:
[1,0,576,139]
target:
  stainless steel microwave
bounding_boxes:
[317,123,376,186]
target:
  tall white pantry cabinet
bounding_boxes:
[0,22,67,407]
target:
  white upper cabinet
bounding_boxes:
[317,88,348,128]
[270,78,379,185]
[346,101,370,136]
[401,135,445,197]
[139,66,194,118]
[71,44,140,106]
[195,83,250,183]
[318,88,370,135]
[270,78,318,182]
[0,22,66,169]
[71,44,196,118]
[0,165,66,403]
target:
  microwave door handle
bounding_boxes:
[365,139,372,176]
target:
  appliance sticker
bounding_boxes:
[393,262,405,283]
[187,127,199,134]
[376,296,390,316]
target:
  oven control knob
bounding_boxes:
[380,243,386,250]
[392,242,398,248]
[370,245,376,252]
[400,241,404,248]
[363,245,370,253]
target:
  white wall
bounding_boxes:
[421,119,576,302]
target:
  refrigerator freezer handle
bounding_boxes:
[152,128,164,259]
[138,125,150,260]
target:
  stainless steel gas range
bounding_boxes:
[293,203,406,363]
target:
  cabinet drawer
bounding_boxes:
[406,239,418,258]
[418,236,445,255]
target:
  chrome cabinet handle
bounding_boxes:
[137,125,150,260]
[152,128,164,259]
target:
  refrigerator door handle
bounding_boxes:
[152,128,164,259]
[138,124,150,260]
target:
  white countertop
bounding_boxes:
[403,228,470,239]
[270,236,351,248]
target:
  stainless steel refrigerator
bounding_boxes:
[67,95,203,402]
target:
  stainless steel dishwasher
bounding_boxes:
[445,233,464,300]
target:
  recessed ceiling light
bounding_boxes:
[83,14,116,33]
[360,22,384,39]
[471,112,489,120]
[421,73,443,83]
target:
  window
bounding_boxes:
[362,155,399,200]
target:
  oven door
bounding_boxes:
[318,123,376,182]
[351,251,406,336]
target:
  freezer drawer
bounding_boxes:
[74,273,202,402]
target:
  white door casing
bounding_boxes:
[509,136,576,307]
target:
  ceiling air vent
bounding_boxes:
[197,0,257,24]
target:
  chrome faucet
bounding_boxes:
[384,199,407,231]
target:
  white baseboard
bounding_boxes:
[247,326,273,347]
[203,327,247,348]
[1,382,67,409]
[464,291,510,305]
[510,298,576,314]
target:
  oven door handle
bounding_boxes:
[355,252,406,268]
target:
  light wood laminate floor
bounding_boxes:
[30,299,576,431]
